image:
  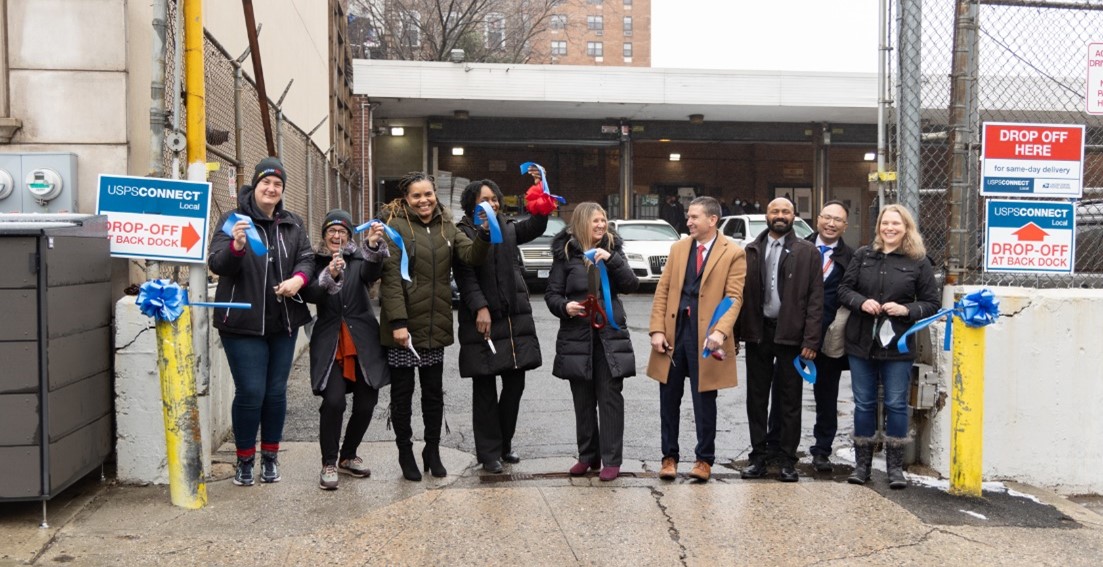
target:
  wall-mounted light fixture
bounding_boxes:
[454,110,470,120]
[390,127,405,136]
[669,153,681,161]
[452,147,465,156]
[688,114,704,124]
[864,152,876,161]
[658,138,671,143]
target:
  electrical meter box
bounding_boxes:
[0,153,79,214]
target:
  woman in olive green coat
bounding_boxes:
[378,172,489,481]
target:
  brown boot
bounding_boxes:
[688,460,711,482]
[659,457,677,480]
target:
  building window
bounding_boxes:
[550,14,566,30]
[587,41,603,57]
[623,42,633,59]
[587,0,604,4]
[400,10,421,48]
[623,16,633,36]
[485,12,505,49]
[587,15,603,34]
[551,40,567,56]
[624,0,632,5]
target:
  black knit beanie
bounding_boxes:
[252,156,287,186]
[322,209,354,237]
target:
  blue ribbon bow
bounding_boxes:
[473,202,503,244]
[355,220,412,282]
[137,279,251,323]
[221,213,268,256]
[895,288,1000,354]
[794,356,817,384]
[702,297,735,358]
[519,161,567,205]
[583,248,621,331]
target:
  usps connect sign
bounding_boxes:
[981,122,1085,198]
[985,199,1075,274]
[96,174,212,263]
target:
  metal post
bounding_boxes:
[150,0,168,178]
[619,122,633,219]
[156,306,207,508]
[947,0,981,284]
[306,143,313,237]
[242,0,275,156]
[897,0,922,221]
[950,318,985,497]
[233,48,249,189]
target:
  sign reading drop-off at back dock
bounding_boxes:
[96,174,212,263]
[985,199,1075,275]
[981,122,1085,198]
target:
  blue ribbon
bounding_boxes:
[473,202,503,244]
[701,297,735,358]
[519,161,567,205]
[355,220,412,282]
[794,356,817,384]
[138,279,252,323]
[895,288,1000,354]
[583,248,620,331]
[221,213,268,256]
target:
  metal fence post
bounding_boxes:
[897,0,922,222]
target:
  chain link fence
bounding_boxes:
[155,0,356,282]
[889,0,1103,288]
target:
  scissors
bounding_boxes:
[579,294,607,330]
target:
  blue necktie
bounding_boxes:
[818,244,831,256]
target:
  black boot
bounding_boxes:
[848,436,875,485]
[422,443,447,478]
[885,436,909,489]
[397,444,422,482]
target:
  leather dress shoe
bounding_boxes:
[482,460,503,473]
[569,461,600,476]
[741,460,768,479]
[812,454,833,472]
[778,465,800,482]
[688,460,711,482]
[502,451,521,464]
[659,457,677,480]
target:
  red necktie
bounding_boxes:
[696,244,705,274]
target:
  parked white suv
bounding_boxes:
[719,214,814,247]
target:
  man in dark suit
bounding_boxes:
[659,193,686,233]
[734,198,823,482]
[805,200,854,472]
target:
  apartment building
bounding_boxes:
[535,0,651,66]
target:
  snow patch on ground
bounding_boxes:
[959,509,988,520]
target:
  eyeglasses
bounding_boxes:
[325,228,349,236]
[818,214,848,224]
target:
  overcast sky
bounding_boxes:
[651,0,879,73]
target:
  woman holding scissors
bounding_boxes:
[378,172,490,481]
[454,176,549,473]
[545,202,639,481]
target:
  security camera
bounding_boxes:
[449,49,465,63]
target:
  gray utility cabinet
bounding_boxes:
[0,215,112,501]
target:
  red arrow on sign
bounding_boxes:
[182,223,201,251]
[1012,222,1049,242]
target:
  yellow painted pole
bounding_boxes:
[156,306,207,508]
[184,0,205,175]
[949,319,985,497]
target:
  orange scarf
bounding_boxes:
[335,322,358,382]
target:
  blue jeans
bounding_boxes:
[848,356,913,438]
[221,331,299,451]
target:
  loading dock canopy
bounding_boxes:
[354,59,878,124]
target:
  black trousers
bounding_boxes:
[389,363,445,448]
[568,339,624,467]
[745,320,803,465]
[319,361,379,466]
[471,370,526,464]
[766,353,846,457]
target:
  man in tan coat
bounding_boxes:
[648,196,747,482]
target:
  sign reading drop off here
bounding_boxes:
[980,122,1085,198]
[97,174,212,263]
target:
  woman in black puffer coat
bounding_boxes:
[301,210,389,490]
[545,202,638,481]
[454,179,549,473]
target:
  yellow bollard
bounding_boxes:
[155,305,207,509]
[949,318,985,497]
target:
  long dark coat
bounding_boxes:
[733,229,824,351]
[454,213,548,377]
[301,242,390,394]
[544,229,639,381]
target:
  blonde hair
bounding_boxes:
[565,202,611,255]
[873,204,926,260]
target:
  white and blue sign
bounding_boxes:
[96,174,212,263]
[985,199,1075,274]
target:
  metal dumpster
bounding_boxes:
[0,214,112,502]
